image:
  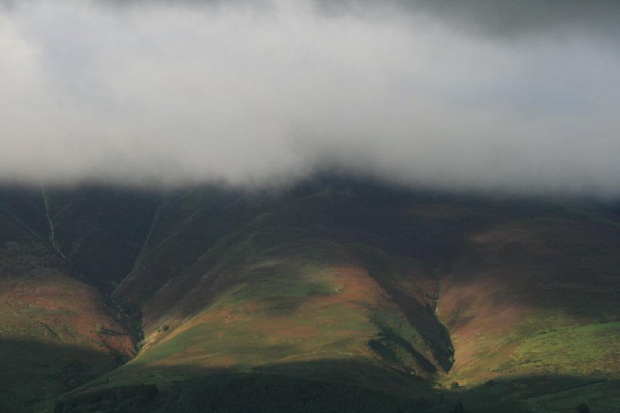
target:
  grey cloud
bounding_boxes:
[8,1,619,37]
[0,0,619,196]
[412,0,620,36]
[315,0,620,40]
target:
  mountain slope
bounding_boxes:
[0,178,618,412]
[0,197,136,412]
[110,182,457,391]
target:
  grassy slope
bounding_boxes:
[0,209,136,412]
[2,179,619,412]
[110,182,619,412]
[108,182,458,398]
[438,205,620,411]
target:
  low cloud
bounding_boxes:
[1,0,619,195]
[320,0,620,39]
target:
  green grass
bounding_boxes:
[513,321,620,377]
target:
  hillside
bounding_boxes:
[0,188,138,412]
[0,178,618,412]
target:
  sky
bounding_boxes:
[1,0,619,195]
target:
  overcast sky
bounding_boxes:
[1,0,619,195]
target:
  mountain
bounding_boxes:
[0,177,618,412]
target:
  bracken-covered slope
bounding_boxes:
[0,177,619,412]
[0,188,139,412]
[111,180,462,381]
[438,210,620,412]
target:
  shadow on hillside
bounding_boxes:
[0,339,131,413]
[47,358,620,413]
[50,362,437,413]
[120,178,620,328]
[0,185,161,293]
[450,374,620,413]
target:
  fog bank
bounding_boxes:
[1,0,619,195]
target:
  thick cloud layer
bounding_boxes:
[1,0,619,195]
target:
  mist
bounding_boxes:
[1,0,619,195]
